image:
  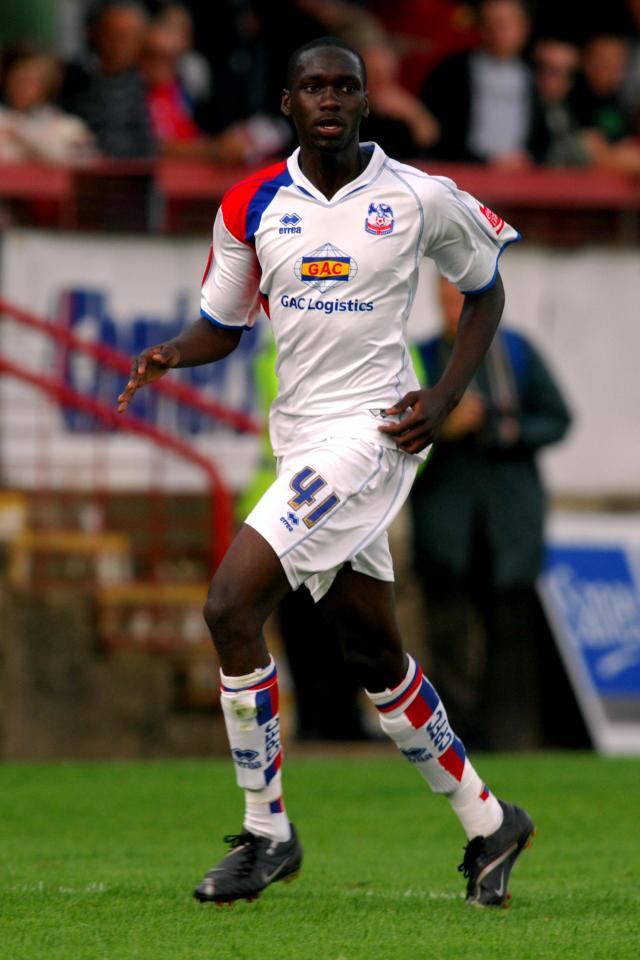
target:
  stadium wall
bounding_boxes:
[1,228,637,497]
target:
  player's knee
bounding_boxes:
[203,591,253,653]
[341,647,376,688]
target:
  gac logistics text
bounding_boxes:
[280,295,374,313]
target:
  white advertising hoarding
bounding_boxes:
[0,230,261,492]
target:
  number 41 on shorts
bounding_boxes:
[288,467,340,529]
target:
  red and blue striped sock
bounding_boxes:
[367,655,503,839]
[220,655,291,842]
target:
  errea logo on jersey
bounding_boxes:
[294,242,358,293]
[279,213,302,235]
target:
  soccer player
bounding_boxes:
[117,37,534,908]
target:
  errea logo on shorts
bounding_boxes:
[280,511,300,532]
[294,242,358,294]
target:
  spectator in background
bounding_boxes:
[572,34,634,144]
[157,3,214,128]
[527,38,591,167]
[139,18,290,164]
[409,276,571,750]
[572,32,640,173]
[421,0,534,166]
[187,0,273,133]
[369,0,479,95]
[319,0,443,155]
[0,48,95,162]
[357,28,441,155]
[139,21,201,149]
[61,0,156,158]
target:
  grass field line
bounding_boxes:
[351,887,465,901]
[11,880,109,895]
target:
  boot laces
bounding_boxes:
[223,832,260,878]
[457,836,485,878]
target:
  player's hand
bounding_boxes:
[377,388,452,454]
[117,343,180,413]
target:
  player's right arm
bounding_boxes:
[116,321,242,413]
[117,191,262,414]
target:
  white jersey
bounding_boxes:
[201,142,519,458]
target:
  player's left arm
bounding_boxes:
[381,177,520,454]
[379,276,505,454]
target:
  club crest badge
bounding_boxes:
[365,201,394,237]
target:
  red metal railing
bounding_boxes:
[0,297,261,572]
[0,354,233,570]
[0,297,261,436]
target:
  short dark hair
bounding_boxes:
[285,36,367,90]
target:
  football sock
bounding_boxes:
[366,655,503,839]
[219,655,291,843]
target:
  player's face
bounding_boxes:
[281,48,369,152]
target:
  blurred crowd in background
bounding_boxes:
[1,0,640,173]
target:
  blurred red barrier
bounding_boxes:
[0,353,233,571]
[2,159,640,235]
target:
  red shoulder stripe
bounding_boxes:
[221,160,288,246]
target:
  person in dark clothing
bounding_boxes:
[410,277,572,750]
[421,0,533,165]
[527,37,591,167]
[571,33,634,144]
[61,0,156,158]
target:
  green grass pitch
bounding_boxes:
[1,752,638,960]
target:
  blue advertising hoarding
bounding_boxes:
[539,514,640,754]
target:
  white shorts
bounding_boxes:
[244,437,418,602]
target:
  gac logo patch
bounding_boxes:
[294,242,358,293]
[365,201,394,236]
[479,204,505,235]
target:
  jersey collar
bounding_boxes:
[286,141,386,204]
